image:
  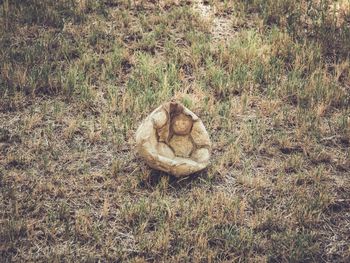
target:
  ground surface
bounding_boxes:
[1,0,350,262]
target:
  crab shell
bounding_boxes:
[136,102,211,177]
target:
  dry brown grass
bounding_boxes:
[1,0,350,262]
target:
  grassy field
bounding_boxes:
[1,0,349,262]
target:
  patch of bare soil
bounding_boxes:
[193,0,237,41]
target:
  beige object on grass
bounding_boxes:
[136,101,211,177]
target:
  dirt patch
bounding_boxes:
[193,0,237,41]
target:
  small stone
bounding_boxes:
[172,113,193,135]
[169,135,193,158]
